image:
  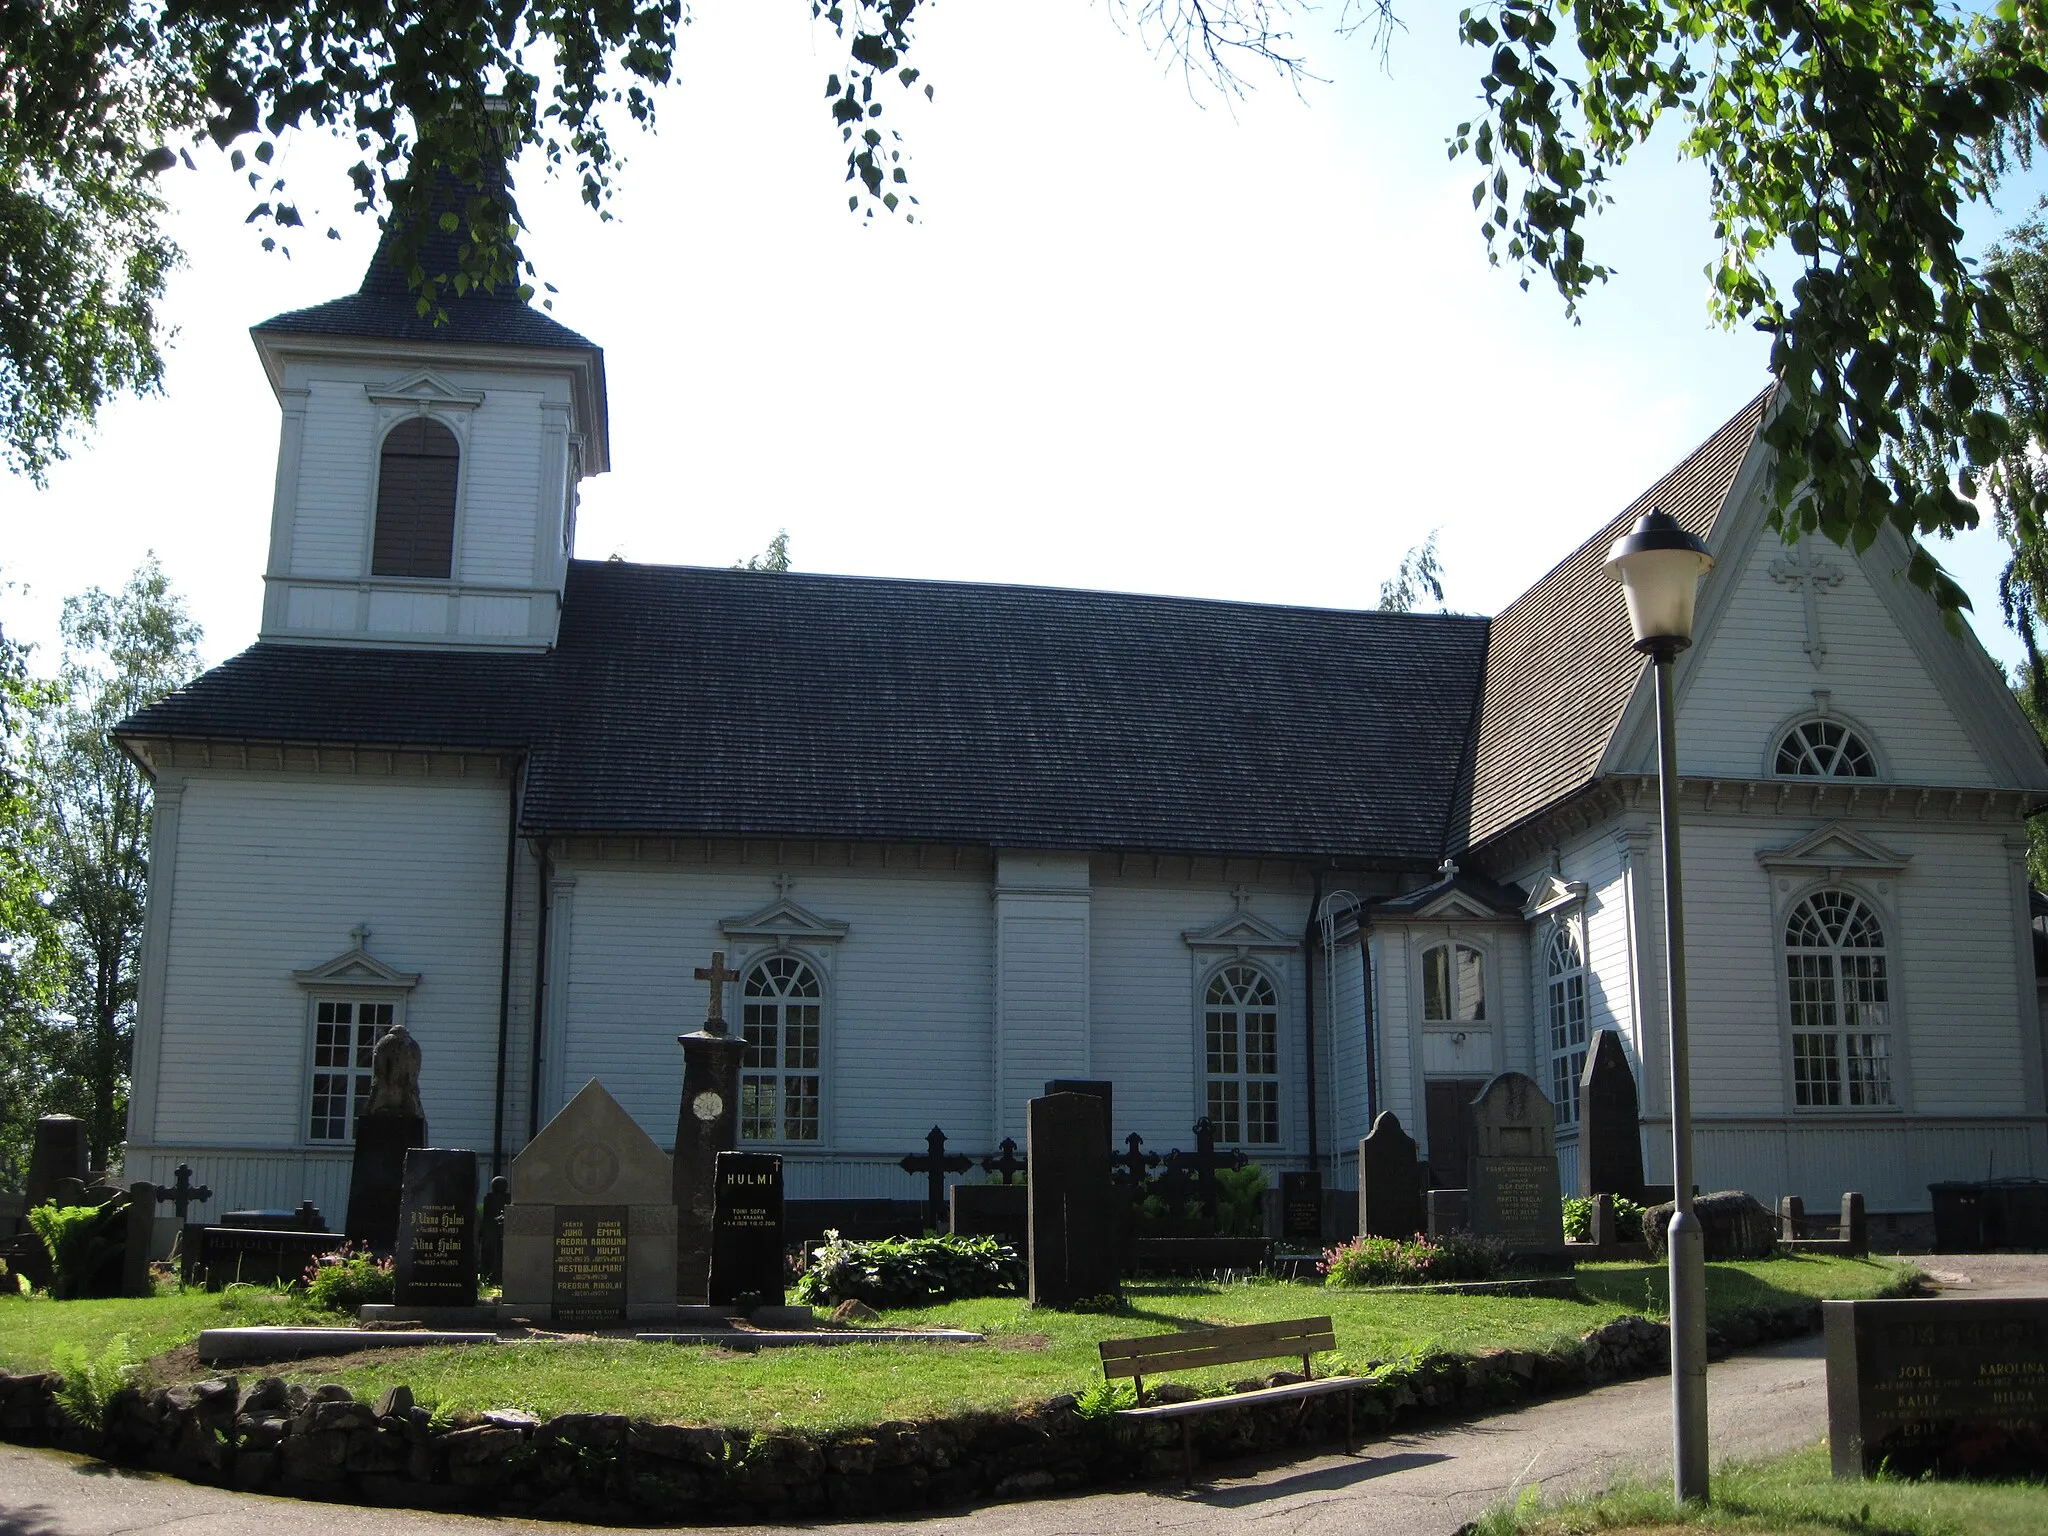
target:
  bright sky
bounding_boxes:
[1,1,2038,675]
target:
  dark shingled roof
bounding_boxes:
[1456,388,1771,851]
[123,563,1493,864]
[254,156,598,353]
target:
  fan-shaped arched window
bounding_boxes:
[1785,890,1893,1109]
[740,955,823,1141]
[1774,719,1877,778]
[1204,963,1280,1145]
[1546,921,1588,1126]
[371,416,460,579]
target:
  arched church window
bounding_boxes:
[371,416,460,579]
[1546,922,1588,1125]
[1773,718,1877,778]
[1785,889,1894,1109]
[1204,963,1280,1145]
[740,955,823,1142]
[1421,943,1486,1022]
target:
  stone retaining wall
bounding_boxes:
[0,1301,1823,1521]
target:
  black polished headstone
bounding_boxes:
[193,1226,337,1289]
[709,1151,785,1307]
[24,1115,87,1212]
[673,1028,746,1303]
[950,1183,1029,1257]
[1357,1112,1426,1238]
[345,1111,426,1249]
[1577,1031,1646,1200]
[1826,1297,2048,1478]
[1465,1073,1565,1259]
[552,1206,628,1326]
[1028,1093,1119,1308]
[1281,1172,1322,1248]
[1043,1080,1112,1155]
[393,1148,479,1307]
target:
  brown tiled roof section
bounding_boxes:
[1457,388,1772,851]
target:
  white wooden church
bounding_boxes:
[116,190,2048,1234]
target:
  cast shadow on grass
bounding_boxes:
[1573,1254,1904,1319]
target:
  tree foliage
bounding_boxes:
[0,606,60,1185]
[1376,529,1447,613]
[20,558,203,1169]
[734,529,793,573]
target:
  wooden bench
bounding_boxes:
[1097,1315,1359,1483]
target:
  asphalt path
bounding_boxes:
[2,1254,2042,1536]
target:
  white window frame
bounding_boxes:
[1782,885,1899,1112]
[1201,960,1283,1147]
[1544,916,1589,1127]
[1768,711,1884,780]
[738,950,828,1146]
[292,935,421,1149]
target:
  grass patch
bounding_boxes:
[1474,1442,2048,1536]
[0,1256,1910,1434]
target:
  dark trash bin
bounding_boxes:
[1929,1181,1985,1253]
[1983,1179,2048,1251]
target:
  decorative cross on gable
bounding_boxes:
[773,872,796,901]
[349,923,371,950]
[695,951,740,1027]
[1769,546,1844,669]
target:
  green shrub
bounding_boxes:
[1215,1164,1267,1238]
[1321,1232,1507,1287]
[50,1335,134,1430]
[303,1244,394,1312]
[793,1231,1023,1308]
[1561,1195,1648,1244]
[25,1202,125,1300]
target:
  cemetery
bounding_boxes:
[4,1047,2000,1517]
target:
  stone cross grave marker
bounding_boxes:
[503,1079,676,1325]
[1466,1072,1565,1259]
[1357,1111,1426,1238]
[1165,1117,1249,1231]
[674,949,748,1302]
[344,1024,427,1249]
[153,1163,213,1223]
[1578,1030,1646,1200]
[1028,1091,1119,1308]
[1826,1296,2048,1478]
[980,1137,1025,1186]
[708,1151,785,1307]
[393,1148,479,1308]
[900,1126,972,1230]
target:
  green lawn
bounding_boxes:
[0,1254,1908,1433]
[1473,1442,2048,1536]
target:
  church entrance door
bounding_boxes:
[1423,1078,1488,1188]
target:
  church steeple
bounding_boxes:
[249,158,608,653]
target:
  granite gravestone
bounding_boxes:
[480,1176,510,1284]
[1466,1072,1566,1260]
[1281,1172,1323,1249]
[1826,1297,2048,1478]
[1357,1112,1427,1238]
[674,951,747,1304]
[1578,1030,1646,1201]
[344,1024,427,1249]
[950,1183,1029,1257]
[708,1151,785,1307]
[1028,1092,1119,1308]
[24,1115,88,1212]
[392,1148,479,1307]
[502,1079,676,1325]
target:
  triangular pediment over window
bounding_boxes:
[720,898,850,946]
[1521,873,1590,920]
[1755,821,1910,876]
[365,369,485,411]
[292,940,420,991]
[1182,907,1298,953]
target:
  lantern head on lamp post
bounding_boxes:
[1605,506,1715,1505]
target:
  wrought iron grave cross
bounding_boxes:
[901,1126,973,1225]
[1110,1131,1160,1187]
[1165,1117,1248,1229]
[153,1163,212,1221]
[980,1136,1025,1186]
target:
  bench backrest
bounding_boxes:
[1099,1316,1337,1384]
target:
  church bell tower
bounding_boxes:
[248,169,608,652]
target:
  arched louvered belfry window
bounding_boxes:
[1774,718,1877,778]
[372,416,459,578]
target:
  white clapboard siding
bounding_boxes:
[1679,525,1994,786]
[127,1146,355,1231]
[993,854,1091,1143]
[289,380,374,578]
[1329,933,1370,1170]
[1680,1119,2048,1213]
[153,772,512,1167]
[1370,935,1416,1134]
[455,391,542,588]
[556,862,994,1157]
[1089,876,1310,1159]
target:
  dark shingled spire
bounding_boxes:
[255,130,598,353]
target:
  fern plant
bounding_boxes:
[50,1335,134,1430]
